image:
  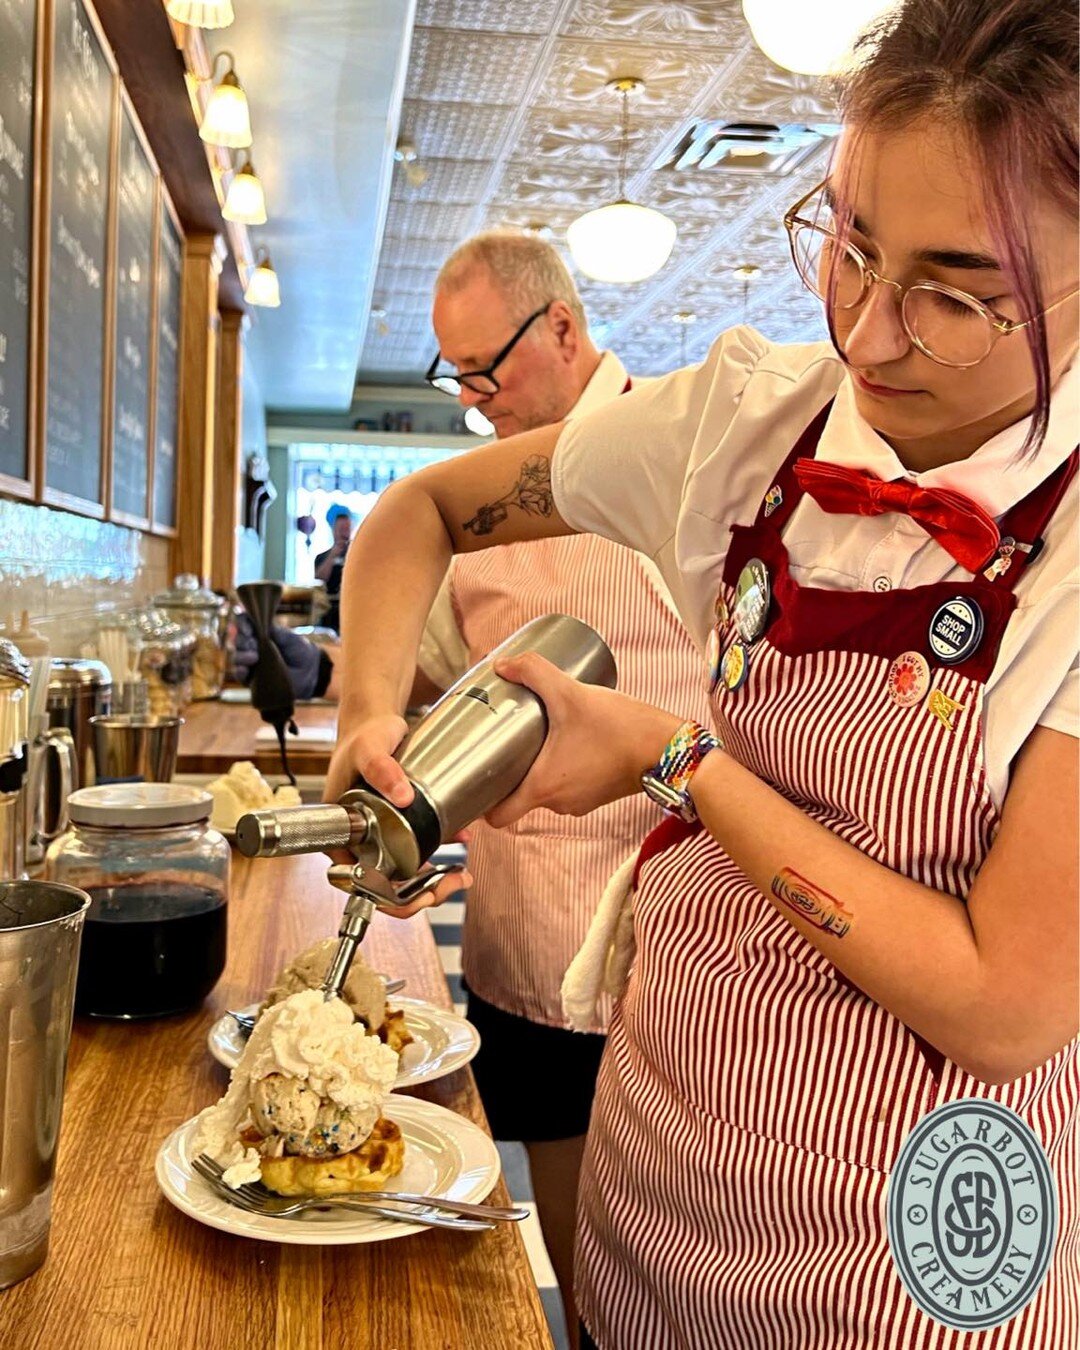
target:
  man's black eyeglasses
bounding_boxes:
[425,303,552,396]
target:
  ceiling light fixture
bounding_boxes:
[672,309,697,365]
[199,51,252,148]
[733,263,763,321]
[567,77,677,285]
[244,248,280,308]
[222,152,267,224]
[741,1,897,76]
[166,0,234,29]
[394,138,428,188]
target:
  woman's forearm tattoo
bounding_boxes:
[771,867,852,938]
[463,455,553,536]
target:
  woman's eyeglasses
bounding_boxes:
[425,303,552,396]
[783,180,1079,369]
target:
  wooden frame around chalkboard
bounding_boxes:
[106,84,159,532]
[35,0,119,521]
[0,0,46,502]
[148,182,182,539]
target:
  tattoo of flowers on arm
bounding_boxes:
[462,455,553,537]
[771,867,853,938]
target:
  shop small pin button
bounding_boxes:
[928,597,984,665]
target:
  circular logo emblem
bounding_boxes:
[888,1099,1057,1332]
[887,651,930,708]
[928,597,984,665]
[720,641,749,692]
[733,558,771,644]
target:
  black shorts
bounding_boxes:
[465,985,606,1142]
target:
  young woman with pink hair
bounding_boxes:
[328,2,1078,1344]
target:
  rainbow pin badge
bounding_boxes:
[763,484,783,517]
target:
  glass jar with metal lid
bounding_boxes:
[45,783,229,1018]
[152,574,230,700]
[133,608,197,715]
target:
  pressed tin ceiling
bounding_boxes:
[359,0,838,384]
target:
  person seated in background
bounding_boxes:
[314,505,354,632]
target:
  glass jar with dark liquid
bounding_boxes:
[45,784,228,1017]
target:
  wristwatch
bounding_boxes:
[641,720,722,824]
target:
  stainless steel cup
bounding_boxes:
[89,714,183,784]
[0,879,90,1287]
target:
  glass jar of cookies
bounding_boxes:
[153,574,230,700]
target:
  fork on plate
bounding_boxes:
[228,976,407,1035]
[191,1153,526,1231]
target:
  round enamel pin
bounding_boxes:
[720,641,750,693]
[928,597,984,665]
[733,558,770,645]
[887,651,930,708]
[705,626,722,690]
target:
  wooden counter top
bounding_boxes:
[0,853,552,1350]
[176,697,339,779]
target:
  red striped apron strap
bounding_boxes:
[631,815,701,888]
[987,447,1078,585]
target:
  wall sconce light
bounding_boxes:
[222,153,267,224]
[199,51,252,148]
[394,139,428,188]
[244,248,280,307]
[166,0,234,29]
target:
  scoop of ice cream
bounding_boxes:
[282,1101,371,1158]
[251,1072,320,1138]
[191,988,399,1186]
[264,937,387,1033]
[207,761,302,831]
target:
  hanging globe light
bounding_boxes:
[567,78,677,285]
[742,0,897,76]
[166,0,234,28]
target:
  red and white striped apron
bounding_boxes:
[454,532,708,1030]
[576,406,1079,1348]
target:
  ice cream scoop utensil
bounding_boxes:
[192,1156,497,1230]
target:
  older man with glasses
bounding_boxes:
[410,231,706,1348]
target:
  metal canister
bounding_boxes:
[152,575,229,700]
[0,878,90,1287]
[46,658,112,794]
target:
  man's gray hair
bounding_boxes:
[435,231,587,331]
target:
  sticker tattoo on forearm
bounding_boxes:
[462,455,553,536]
[771,868,852,938]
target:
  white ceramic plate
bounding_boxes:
[156,1096,500,1245]
[207,997,481,1089]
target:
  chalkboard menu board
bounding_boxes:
[152,201,181,530]
[43,0,114,509]
[0,0,37,487]
[110,101,154,523]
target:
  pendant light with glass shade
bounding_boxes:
[741,0,896,75]
[199,51,252,148]
[222,152,267,224]
[244,248,280,308]
[166,0,234,28]
[567,78,677,285]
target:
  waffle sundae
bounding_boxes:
[262,938,413,1056]
[193,988,403,1195]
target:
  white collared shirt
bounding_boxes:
[553,326,1079,806]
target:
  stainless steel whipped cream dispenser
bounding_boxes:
[237,614,616,875]
[235,615,616,997]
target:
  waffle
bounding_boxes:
[243,1116,405,1196]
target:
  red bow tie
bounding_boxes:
[793,458,999,572]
